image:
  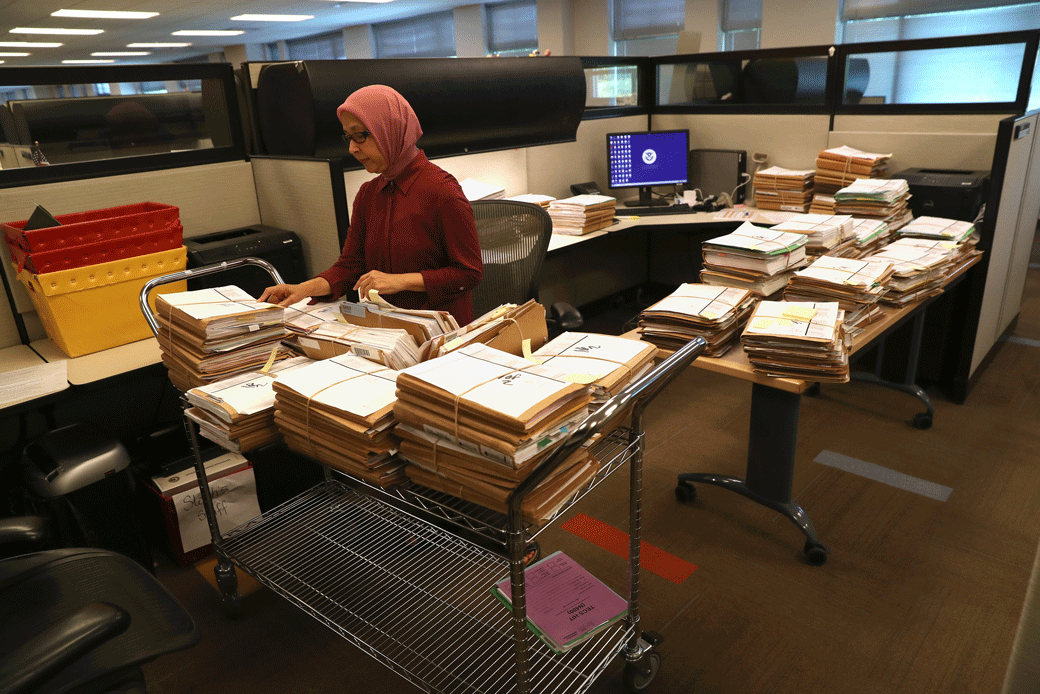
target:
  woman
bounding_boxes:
[260,85,482,325]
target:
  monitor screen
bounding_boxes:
[607,130,689,190]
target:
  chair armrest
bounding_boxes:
[549,301,584,332]
[0,601,130,694]
[0,516,50,549]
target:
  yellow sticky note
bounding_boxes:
[781,306,817,321]
[259,344,280,373]
[940,242,957,249]
[752,317,775,330]
[700,310,718,320]
[522,338,533,359]
[442,335,468,352]
[563,372,598,384]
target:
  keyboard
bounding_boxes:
[618,203,694,216]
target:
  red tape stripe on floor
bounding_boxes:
[561,513,697,585]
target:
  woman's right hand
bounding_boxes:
[259,277,331,307]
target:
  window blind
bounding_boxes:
[841,0,1029,22]
[721,0,764,32]
[487,0,538,53]
[374,11,456,58]
[285,31,345,61]
[611,0,685,40]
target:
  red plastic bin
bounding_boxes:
[8,224,184,274]
[3,201,181,257]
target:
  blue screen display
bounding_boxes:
[607,130,689,189]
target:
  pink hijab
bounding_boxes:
[337,85,423,182]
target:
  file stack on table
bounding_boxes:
[752,166,815,213]
[894,216,976,245]
[272,354,405,487]
[784,255,894,336]
[184,356,312,453]
[637,283,757,357]
[547,194,617,235]
[771,213,856,257]
[701,221,810,297]
[848,218,892,258]
[815,145,892,195]
[394,343,600,525]
[289,322,421,369]
[530,332,658,404]
[282,300,350,336]
[154,286,291,392]
[833,178,914,231]
[808,194,836,215]
[505,193,556,209]
[741,301,850,383]
[424,299,547,361]
[863,236,981,306]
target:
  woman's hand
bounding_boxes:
[353,270,424,299]
[258,278,331,307]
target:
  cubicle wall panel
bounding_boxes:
[832,114,1014,135]
[1001,114,1040,333]
[827,131,998,176]
[429,149,529,201]
[541,232,647,309]
[525,115,646,201]
[653,114,832,172]
[253,157,345,280]
[0,161,260,327]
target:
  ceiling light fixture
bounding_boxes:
[92,51,150,56]
[127,42,191,48]
[230,14,314,22]
[0,52,30,56]
[171,30,244,37]
[0,41,62,48]
[11,27,104,35]
[52,10,160,19]
[333,1,396,3]
[63,59,115,63]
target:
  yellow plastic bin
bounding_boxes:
[16,246,188,357]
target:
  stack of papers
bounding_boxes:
[863,237,981,306]
[459,177,506,201]
[700,221,809,297]
[425,299,547,361]
[895,216,976,244]
[491,551,628,654]
[753,166,815,213]
[154,285,291,391]
[815,145,891,195]
[505,193,556,209]
[184,356,313,453]
[848,218,892,258]
[292,323,421,369]
[272,354,404,487]
[548,195,617,236]
[531,332,658,403]
[741,301,850,383]
[771,214,856,256]
[638,283,757,357]
[394,343,598,521]
[784,256,894,335]
[833,178,913,231]
[282,300,351,335]
[808,194,836,215]
[339,298,458,345]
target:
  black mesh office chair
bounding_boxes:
[0,516,199,694]
[470,199,582,334]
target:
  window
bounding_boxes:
[720,0,763,51]
[374,11,456,58]
[285,30,346,61]
[840,1,1040,44]
[263,42,282,61]
[486,0,537,56]
[611,0,685,57]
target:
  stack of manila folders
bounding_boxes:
[700,221,809,297]
[741,301,851,383]
[637,283,757,357]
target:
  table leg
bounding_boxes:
[676,383,830,565]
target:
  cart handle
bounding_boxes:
[507,336,706,520]
[138,256,285,336]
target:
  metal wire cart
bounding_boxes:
[140,258,706,694]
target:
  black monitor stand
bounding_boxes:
[623,186,668,207]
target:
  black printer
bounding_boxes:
[892,168,989,222]
[183,224,307,297]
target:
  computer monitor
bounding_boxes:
[607,129,690,207]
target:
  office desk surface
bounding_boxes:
[1,344,69,409]
[31,337,162,386]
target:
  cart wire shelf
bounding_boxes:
[219,481,635,694]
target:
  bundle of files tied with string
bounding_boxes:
[637,283,757,357]
[700,221,810,298]
[783,255,895,337]
[741,301,851,383]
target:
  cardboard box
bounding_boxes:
[16,246,187,357]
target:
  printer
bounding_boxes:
[892,168,989,222]
[183,224,307,297]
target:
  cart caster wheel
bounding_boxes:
[641,630,664,648]
[523,541,541,566]
[674,482,696,503]
[625,651,661,692]
[912,413,933,430]
[222,591,242,619]
[803,541,830,566]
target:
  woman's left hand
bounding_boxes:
[354,270,423,298]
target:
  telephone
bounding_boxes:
[570,181,602,196]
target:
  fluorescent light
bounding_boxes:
[230,14,313,22]
[11,27,104,35]
[0,52,30,56]
[53,9,159,19]
[63,59,114,64]
[0,41,62,48]
[92,51,150,56]
[334,1,396,3]
[171,30,244,37]
[127,42,191,48]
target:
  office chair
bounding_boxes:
[470,199,582,336]
[0,515,199,694]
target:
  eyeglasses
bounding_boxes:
[342,130,371,145]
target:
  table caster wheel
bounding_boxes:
[912,412,933,430]
[625,651,661,692]
[804,541,830,566]
[674,482,696,503]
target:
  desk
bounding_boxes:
[625,254,982,566]
[30,337,162,386]
[0,344,68,411]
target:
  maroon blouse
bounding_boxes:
[318,151,483,325]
